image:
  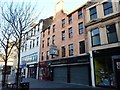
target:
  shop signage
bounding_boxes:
[20,63,26,68]
[29,65,34,67]
[21,52,38,64]
[51,55,89,65]
[49,44,59,56]
[49,49,59,55]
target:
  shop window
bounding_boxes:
[91,28,101,46]
[78,22,84,34]
[61,46,66,57]
[106,23,118,43]
[62,31,65,40]
[69,44,74,56]
[89,6,97,20]
[68,27,73,38]
[94,55,116,87]
[79,41,85,54]
[103,2,113,16]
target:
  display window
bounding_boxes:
[94,56,115,87]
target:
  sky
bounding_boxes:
[0,0,88,19]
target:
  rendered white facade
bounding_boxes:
[20,20,43,79]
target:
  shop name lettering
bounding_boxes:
[21,53,38,64]
[116,62,120,69]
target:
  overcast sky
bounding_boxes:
[1,0,88,19]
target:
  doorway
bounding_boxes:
[112,55,120,89]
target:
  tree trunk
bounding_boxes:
[16,33,22,90]
[2,57,8,87]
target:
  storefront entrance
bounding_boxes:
[93,47,120,88]
[27,64,37,79]
[112,55,120,89]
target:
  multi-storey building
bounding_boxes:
[39,0,93,86]
[85,0,120,89]
[20,21,42,79]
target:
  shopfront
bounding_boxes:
[38,54,91,85]
[21,52,38,79]
[93,47,120,89]
[27,63,37,79]
[39,61,50,80]
[51,54,91,86]
[112,55,120,89]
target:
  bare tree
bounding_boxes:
[0,23,17,87]
[1,1,41,89]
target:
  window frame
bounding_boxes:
[62,19,65,28]
[61,46,66,57]
[52,35,55,44]
[30,41,32,49]
[62,31,65,40]
[47,38,50,46]
[78,9,83,19]
[91,28,101,46]
[34,27,36,36]
[68,15,72,24]
[43,32,45,37]
[48,27,50,35]
[25,43,27,51]
[68,44,74,56]
[46,51,49,60]
[103,2,113,16]
[33,39,35,48]
[53,24,56,33]
[79,41,85,54]
[89,6,97,20]
[106,23,118,43]
[42,40,44,48]
[68,27,73,38]
[78,22,84,34]
[31,29,33,36]
[41,52,44,61]
[36,37,39,46]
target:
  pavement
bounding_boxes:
[0,75,117,90]
[22,78,117,90]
